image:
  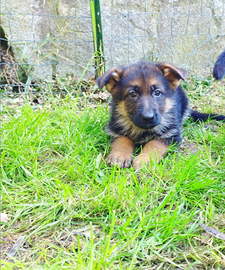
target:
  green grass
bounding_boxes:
[1,78,225,269]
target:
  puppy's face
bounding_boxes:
[97,61,187,130]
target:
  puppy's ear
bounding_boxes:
[97,67,122,92]
[158,63,187,89]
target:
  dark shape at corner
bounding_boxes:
[213,50,225,80]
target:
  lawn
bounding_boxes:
[1,77,225,269]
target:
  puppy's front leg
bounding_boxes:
[107,137,135,168]
[132,140,168,169]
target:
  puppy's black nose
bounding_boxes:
[141,112,155,123]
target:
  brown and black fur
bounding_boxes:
[97,61,225,169]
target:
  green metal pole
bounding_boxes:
[90,0,105,77]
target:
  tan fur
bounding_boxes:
[160,63,187,89]
[117,102,138,132]
[164,98,173,113]
[166,74,180,89]
[116,103,147,140]
[107,137,135,168]
[118,101,128,115]
[132,140,168,169]
[147,77,159,88]
[129,78,144,89]
[98,68,122,92]
[105,70,121,92]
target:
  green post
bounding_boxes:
[90,0,105,77]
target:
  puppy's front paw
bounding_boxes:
[107,152,133,168]
[132,154,151,169]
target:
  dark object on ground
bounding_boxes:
[213,50,225,80]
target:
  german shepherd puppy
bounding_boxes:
[213,50,225,80]
[97,61,225,169]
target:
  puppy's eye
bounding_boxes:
[153,89,161,97]
[129,91,138,98]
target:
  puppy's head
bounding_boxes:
[97,61,187,129]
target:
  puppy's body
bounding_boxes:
[107,82,189,146]
[97,61,225,169]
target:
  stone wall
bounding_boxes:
[1,0,225,81]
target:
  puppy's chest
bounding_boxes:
[107,117,179,145]
[107,124,156,144]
